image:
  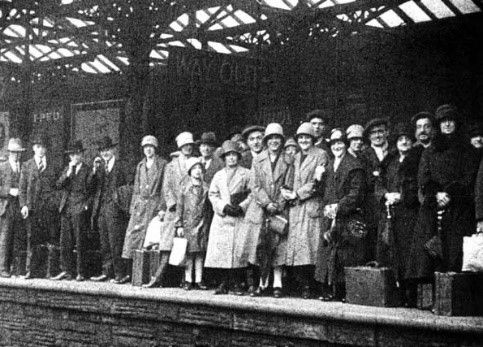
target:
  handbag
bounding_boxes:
[346,211,367,238]
[462,233,483,272]
[168,237,188,266]
[268,215,288,236]
[143,216,162,249]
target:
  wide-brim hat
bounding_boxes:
[263,123,284,143]
[411,111,436,127]
[306,109,329,123]
[197,132,218,147]
[219,140,242,158]
[65,140,85,154]
[346,124,364,140]
[97,136,117,151]
[435,104,459,122]
[7,138,26,152]
[141,135,158,148]
[363,118,389,138]
[30,134,49,147]
[176,131,195,149]
[295,122,316,139]
[241,125,265,140]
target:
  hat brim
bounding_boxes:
[263,133,284,143]
[65,149,85,154]
[8,148,26,152]
[295,133,316,140]
[242,126,265,139]
[98,143,118,151]
[196,140,218,147]
[219,150,241,158]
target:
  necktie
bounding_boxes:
[38,161,44,172]
[105,161,109,173]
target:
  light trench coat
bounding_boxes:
[242,150,292,266]
[122,156,167,258]
[204,165,251,269]
[285,146,329,266]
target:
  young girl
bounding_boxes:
[175,158,209,290]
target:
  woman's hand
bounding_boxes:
[281,188,296,201]
[177,227,184,238]
[436,192,450,208]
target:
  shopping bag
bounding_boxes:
[462,233,483,272]
[168,237,188,266]
[143,216,162,249]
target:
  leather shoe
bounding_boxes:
[214,282,228,295]
[142,277,162,288]
[76,275,85,282]
[0,270,11,278]
[301,285,311,299]
[51,272,72,281]
[250,286,264,297]
[273,287,283,298]
[119,275,131,284]
[318,293,334,301]
[231,283,244,296]
[183,282,193,291]
[195,281,208,290]
[90,274,108,282]
[23,272,32,280]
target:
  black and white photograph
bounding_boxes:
[0,0,482,346]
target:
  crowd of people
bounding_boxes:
[0,104,482,306]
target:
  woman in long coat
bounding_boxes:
[204,140,251,295]
[281,122,329,299]
[315,129,366,301]
[242,123,292,298]
[406,105,478,281]
[122,136,167,259]
[374,124,419,305]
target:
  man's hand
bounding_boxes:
[21,206,29,219]
[385,192,401,205]
[9,188,19,197]
[314,165,326,181]
[436,192,450,208]
[281,188,296,201]
[477,220,483,234]
[177,227,184,238]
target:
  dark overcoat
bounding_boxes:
[406,135,477,279]
[374,150,419,281]
[476,158,483,222]
[315,153,366,285]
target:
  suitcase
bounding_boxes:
[148,250,161,279]
[417,283,433,310]
[345,266,400,307]
[132,250,151,286]
[433,272,483,316]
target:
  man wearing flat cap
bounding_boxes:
[240,125,265,169]
[19,134,59,279]
[52,140,94,281]
[198,132,223,185]
[0,138,26,277]
[360,118,390,262]
[90,136,131,284]
[307,109,331,153]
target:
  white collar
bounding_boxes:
[371,142,388,162]
[9,158,20,172]
[106,156,115,173]
[34,156,46,168]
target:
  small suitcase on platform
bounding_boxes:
[148,250,161,279]
[132,250,151,286]
[345,266,400,307]
[433,272,483,316]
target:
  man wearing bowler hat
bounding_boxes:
[0,138,26,277]
[19,134,59,279]
[90,136,131,284]
[52,140,94,281]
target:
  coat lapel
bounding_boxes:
[227,166,246,193]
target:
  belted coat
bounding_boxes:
[122,156,167,258]
[204,165,251,269]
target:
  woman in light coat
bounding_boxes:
[122,136,167,262]
[281,122,329,299]
[204,140,251,295]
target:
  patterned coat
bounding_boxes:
[314,153,366,285]
[242,150,292,266]
[122,156,167,258]
[204,166,251,269]
[285,146,329,266]
[175,180,209,253]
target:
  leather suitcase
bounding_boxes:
[345,266,400,307]
[433,272,483,316]
[132,250,151,286]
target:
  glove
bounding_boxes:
[232,205,244,217]
[168,204,176,212]
[223,204,236,217]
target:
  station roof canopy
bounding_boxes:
[0,0,481,76]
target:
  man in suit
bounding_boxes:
[19,135,59,279]
[240,125,264,169]
[198,132,223,185]
[52,140,94,281]
[90,136,131,284]
[307,109,331,153]
[0,138,26,277]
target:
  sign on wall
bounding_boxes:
[71,100,122,162]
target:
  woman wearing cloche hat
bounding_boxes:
[122,135,167,276]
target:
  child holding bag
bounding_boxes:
[174,158,209,290]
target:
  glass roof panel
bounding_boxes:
[421,0,456,18]
[448,0,481,14]
[400,1,432,23]
[262,0,298,11]
[379,10,406,27]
